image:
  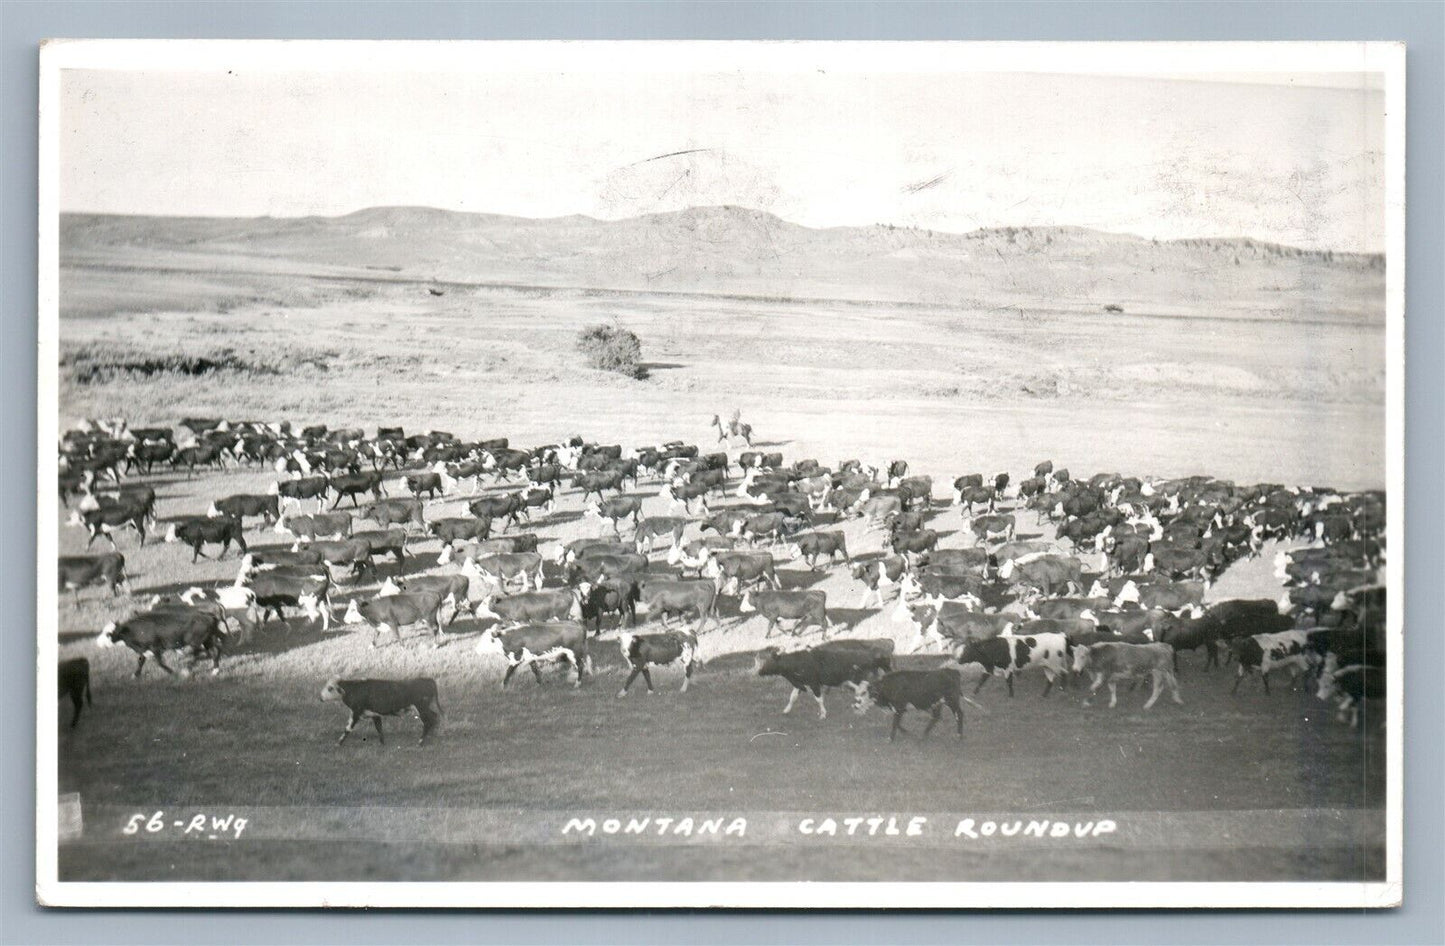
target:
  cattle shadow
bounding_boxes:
[775,569,829,591]
[639,361,686,372]
[827,606,883,629]
[748,440,791,449]
[1015,532,1045,541]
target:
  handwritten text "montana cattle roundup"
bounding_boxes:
[560,814,1119,842]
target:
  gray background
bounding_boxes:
[2,2,1440,943]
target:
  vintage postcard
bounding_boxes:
[37,40,1403,908]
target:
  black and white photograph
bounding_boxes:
[37,40,1403,908]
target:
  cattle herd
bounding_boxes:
[56,416,1387,747]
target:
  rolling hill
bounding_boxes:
[60,205,1384,323]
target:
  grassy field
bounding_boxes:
[50,210,1387,883]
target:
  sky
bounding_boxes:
[58,65,1387,252]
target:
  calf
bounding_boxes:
[165,516,247,563]
[474,622,589,688]
[58,553,129,604]
[639,579,718,633]
[616,629,700,696]
[955,633,1070,697]
[343,591,446,647]
[755,640,894,718]
[997,554,1081,597]
[1071,642,1183,709]
[739,589,835,637]
[59,658,92,728]
[851,669,964,741]
[98,609,227,677]
[1229,630,1316,694]
[319,677,442,747]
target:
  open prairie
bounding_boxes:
[51,209,1387,883]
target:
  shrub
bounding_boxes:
[576,324,646,379]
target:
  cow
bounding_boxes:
[663,479,712,514]
[1071,642,1183,709]
[328,471,386,508]
[580,578,640,634]
[904,601,1015,652]
[1145,547,1209,580]
[274,510,353,542]
[616,629,700,697]
[850,669,965,741]
[739,589,835,637]
[342,591,446,648]
[890,528,940,561]
[404,471,444,500]
[997,554,1082,596]
[638,579,718,633]
[755,640,894,718]
[665,536,733,578]
[1229,630,1317,694]
[59,658,92,728]
[788,531,850,570]
[857,494,904,526]
[207,493,280,526]
[555,538,636,566]
[474,588,582,627]
[164,516,247,563]
[850,556,909,609]
[379,574,471,623]
[955,633,1070,697]
[305,537,377,579]
[360,498,425,533]
[97,609,227,677]
[634,516,690,554]
[474,622,589,688]
[919,547,990,573]
[429,516,492,546]
[896,573,985,615]
[586,496,645,536]
[319,677,443,747]
[706,551,780,596]
[462,552,546,594]
[58,553,129,604]
[966,513,1016,545]
[574,469,626,503]
[1315,662,1385,728]
[737,511,792,546]
[1159,599,1293,671]
[70,498,152,549]
[564,552,649,587]
[271,475,331,513]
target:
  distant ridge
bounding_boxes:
[60,205,1385,322]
